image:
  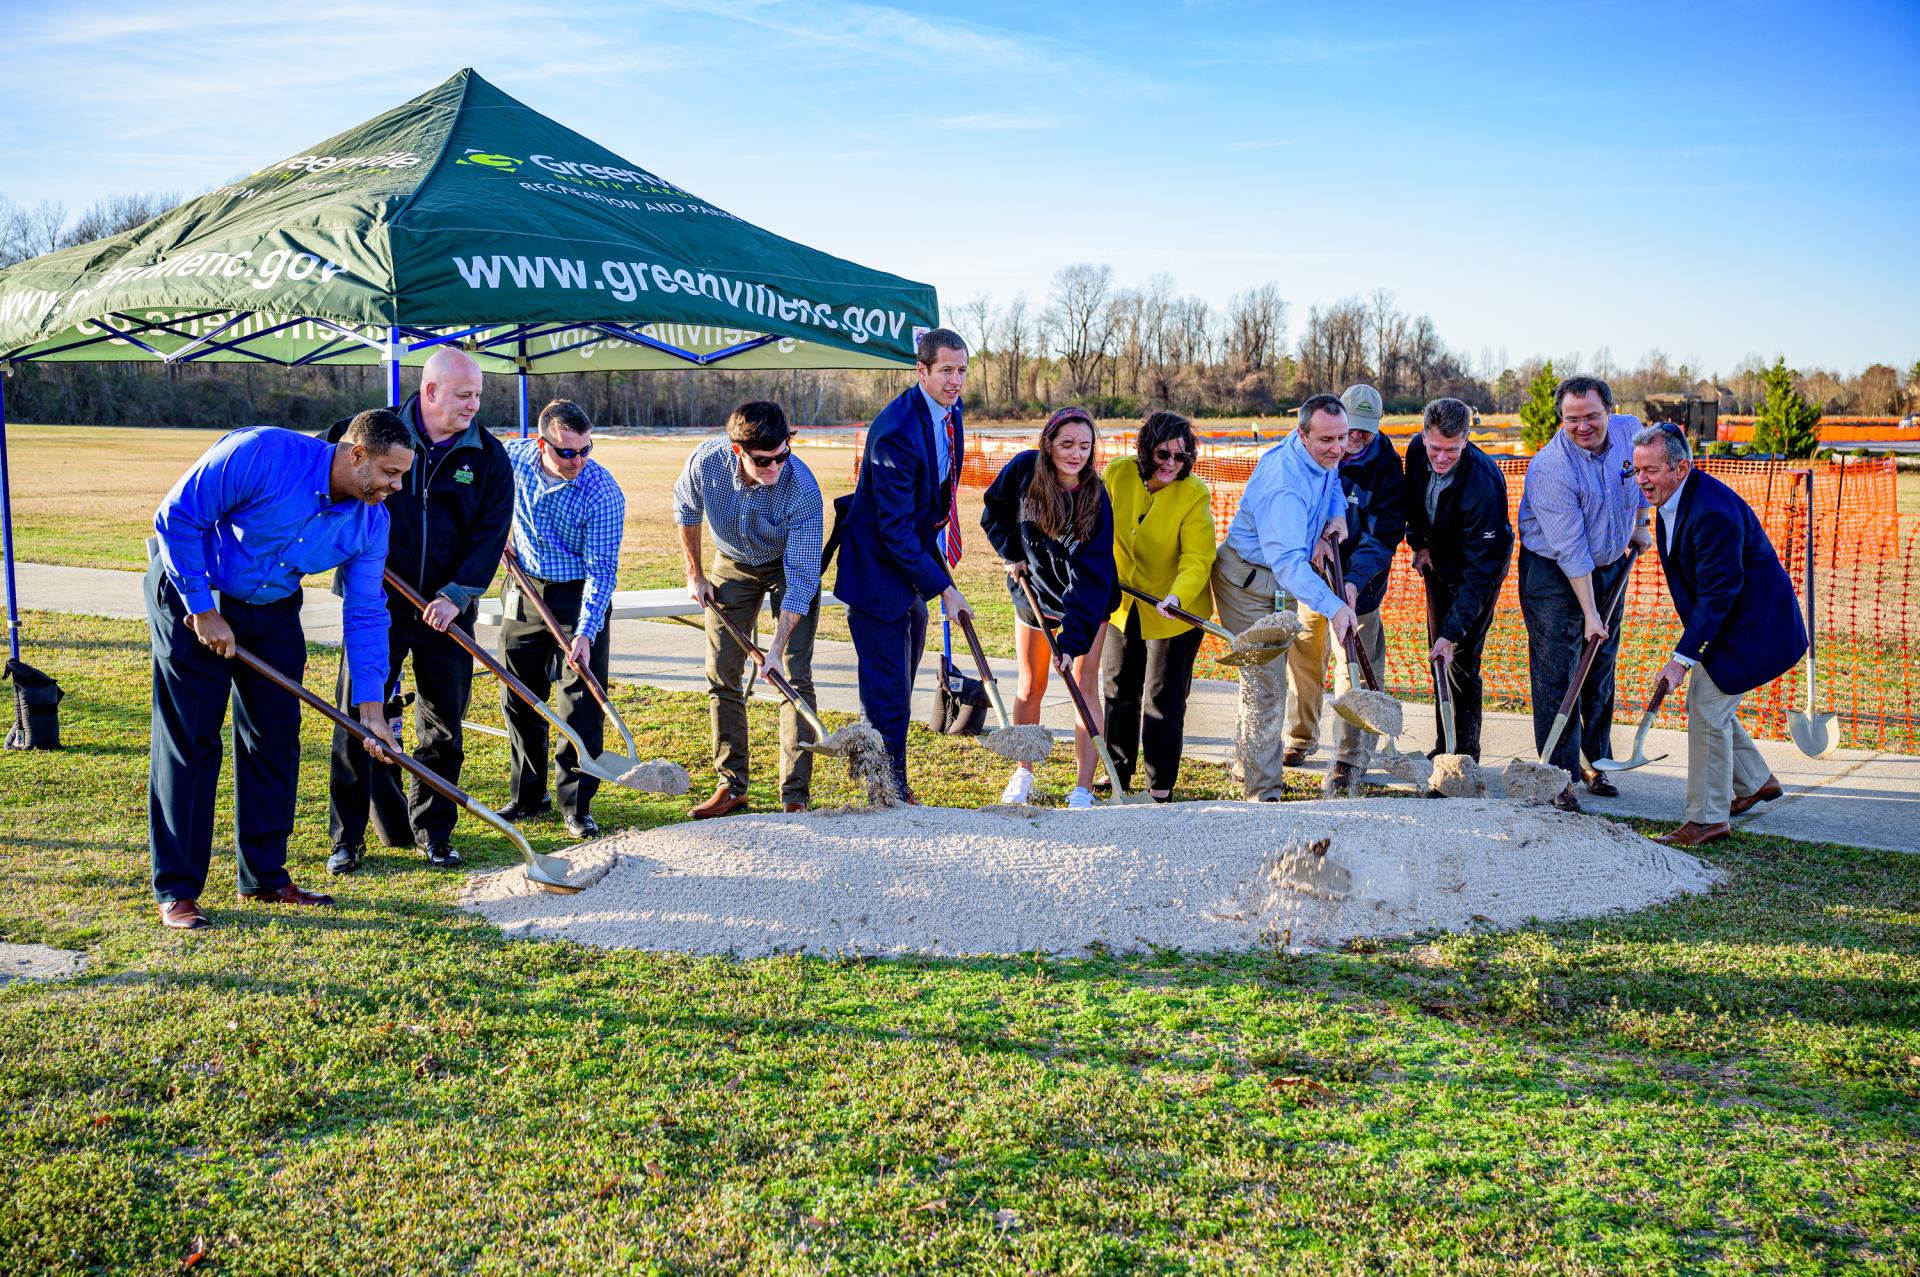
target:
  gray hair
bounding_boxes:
[1632,423,1692,466]
[1297,392,1346,429]
[1421,397,1472,438]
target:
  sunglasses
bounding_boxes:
[1152,447,1191,463]
[539,436,592,459]
[743,446,791,470]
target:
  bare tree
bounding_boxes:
[61,191,178,247]
[1368,288,1406,395]
[1222,283,1288,375]
[1043,263,1115,399]
[950,292,996,412]
[999,292,1032,410]
[0,196,68,267]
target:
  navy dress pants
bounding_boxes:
[1519,548,1629,779]
[146,560,305,903]
[847,600,928,798]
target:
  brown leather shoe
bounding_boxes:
[783,801,809,813]
[1282,746,1309,768]
[1730,776,1784,816]
[1552,785,1583,813]
[159,899,210,930]
[1654,821,1731,848]
[691,784,749,819]
[1583,769,1620,798]
[239,882,335,907]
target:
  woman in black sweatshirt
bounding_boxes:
[980,407,1121,809]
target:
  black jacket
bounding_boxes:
[979,449,1119,657]
[1402,436,1513,643]
[327,394,513,611]
[1337,433,1405,616]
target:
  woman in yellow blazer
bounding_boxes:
[1100,410,1216,801]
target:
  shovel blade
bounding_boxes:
[528,851,583,894]
[1789,712,1838,759]
[1591,751,1668,773]
[1219,644,1286,667]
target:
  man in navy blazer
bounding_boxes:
[1633,424,1806,847]
[833,328,974,799]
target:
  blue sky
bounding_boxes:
[1,0,1914,376]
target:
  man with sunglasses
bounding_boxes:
[324,348,513,875]
[495,400,626,838]
[1282,384,1406,797]
[674,400,824,817]
[1515,376,1653,811]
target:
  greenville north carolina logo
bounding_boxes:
[454,465,475,485]
[457,149,524,174]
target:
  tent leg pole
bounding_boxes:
[386,326,402,405]
[518,370,529,438]
[0,372,21,664]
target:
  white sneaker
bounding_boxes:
[1066,786,1096,810]
[1000,767,1036,805]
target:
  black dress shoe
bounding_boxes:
[564,812,600,840]
[496,798,552,823]
[327,843,364,875]
[1584,769,1620,798]
[1552,786,1582,813]
[421,839,465,869]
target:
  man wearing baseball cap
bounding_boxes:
[1282,383,1406,796]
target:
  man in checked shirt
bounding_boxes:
[495,400,626,839]
[1515,376,1653,810]
[674,400,825,817]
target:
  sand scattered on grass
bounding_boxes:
[0,943,86,984]
[462,798,1723,958]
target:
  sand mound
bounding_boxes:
[1431,754,1487,797]
[461,799,1723,958]
[986,723,1055,762]
[612,759,691,794]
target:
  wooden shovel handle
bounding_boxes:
[701,595,811,711]
[230,642,470,811]
[1117,582,1210,631]
[382,568,552,717]
[1552,547,1644,720]
[1322,542,1380,692]
[501,547,615,714]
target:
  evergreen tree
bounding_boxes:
[1751,357,1822,458]
[1519,361,1558,452]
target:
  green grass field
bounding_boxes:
[1,611,1916,1274]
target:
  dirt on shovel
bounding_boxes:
[612,760,693,794]
[984,723,1054,763]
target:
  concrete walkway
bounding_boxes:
[15,560,1919,854]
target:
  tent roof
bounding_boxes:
[0,70,936,372]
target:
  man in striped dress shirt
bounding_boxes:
[1515,376,1653,809]
[496,400,626,839]
[674,400,825,817]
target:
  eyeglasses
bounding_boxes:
[538,436,592,459]
[743,447,791,470]
[1562,411,1608,429]
[1152,447,1190,463]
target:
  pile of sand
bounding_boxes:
[462,799,1722,958]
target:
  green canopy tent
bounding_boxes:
[0,68,938,663]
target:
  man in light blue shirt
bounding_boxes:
[1213,393,1357,799]
[675,400,826,816]
[495,399,626,839]
[1515,376,1654,806]
[146,413,411,931]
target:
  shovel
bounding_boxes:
[700,595,841,753]
[1117,584,1288,667]
[947,607,1056,762]
[1419,563,1457,755]
[1322,546,1401,737]
[1788,468,1838,758]
[1014,575,1151,805]
[500,546,640,764]
[1591,679,1672,774]
[383,569,685,793]
[229,643,579,894]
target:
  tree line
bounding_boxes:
[2,194,1915,430]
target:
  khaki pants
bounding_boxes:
[1213,540,1291,799]
[705,554,819,806]
[1684,665,1773,825]
[1285,606,1385,768]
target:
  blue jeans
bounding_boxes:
[1519,548,1628,779]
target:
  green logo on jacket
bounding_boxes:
[454,465,474,485]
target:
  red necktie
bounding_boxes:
[941,408,963,566]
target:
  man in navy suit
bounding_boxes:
[1632,424,1807,847]
[833,328,974,799]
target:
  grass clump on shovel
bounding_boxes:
[702,598,901,807]
[385,569,687,798]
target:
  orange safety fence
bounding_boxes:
[854,431,1916,751]
[1716,416,1920,445]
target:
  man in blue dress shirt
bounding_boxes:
[147,412,411,930]
[495,399,626,840]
